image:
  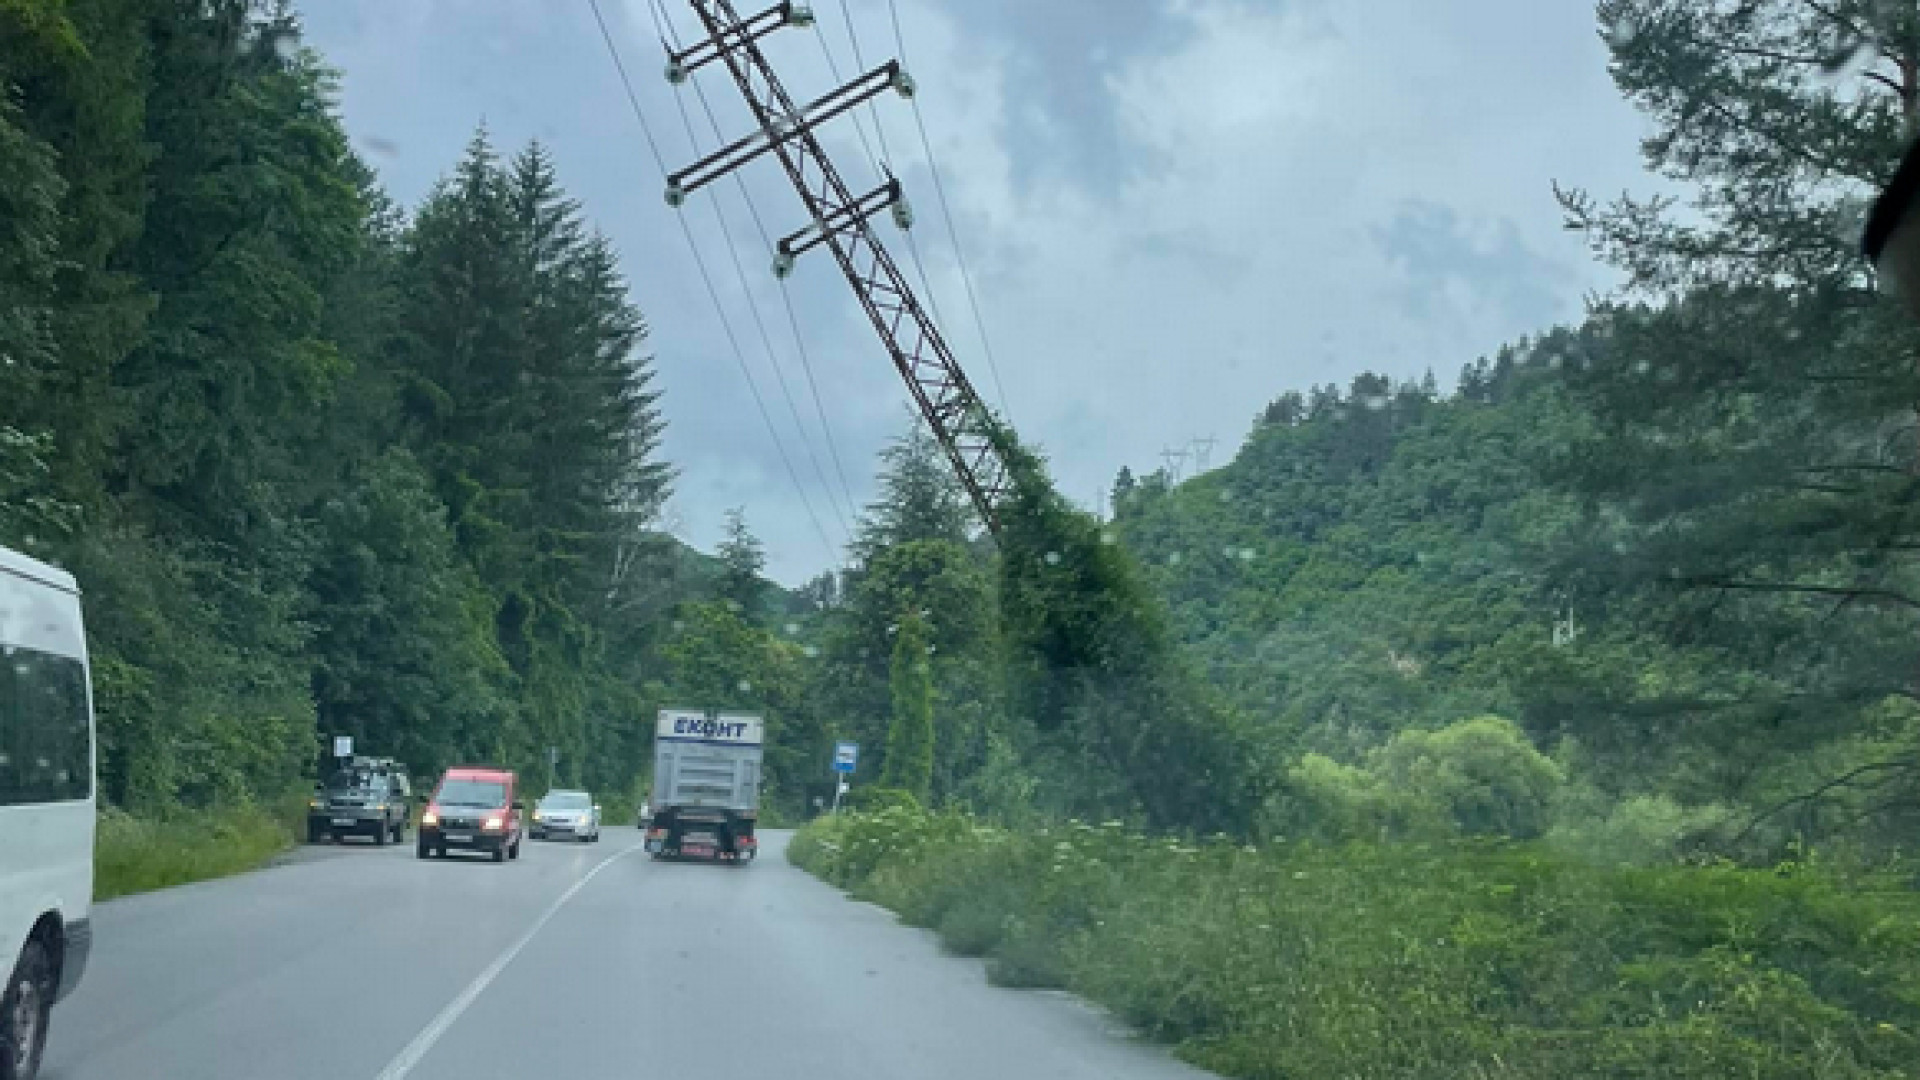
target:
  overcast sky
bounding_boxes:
[298,0,1659,584]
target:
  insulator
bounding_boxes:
[665,184,687,208]
[665,60,688,85]
[891,196,915,231]
[773,251,796,279]
[786,4,816,29]
[893,68,917,99]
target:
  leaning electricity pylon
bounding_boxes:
[664,0,1013,534]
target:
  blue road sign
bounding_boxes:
[833,741,859,774]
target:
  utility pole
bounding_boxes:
[1160,445,1188,484]
[1190,435,1217,473]
[663,0,1013,533]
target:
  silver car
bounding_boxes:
[530,790,601,842]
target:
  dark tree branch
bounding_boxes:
[1863,69,1905,96]
[1732,756,1920,844]
[1686,576,1920,610]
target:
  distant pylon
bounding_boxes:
[1160,446,1189,483]
[1190,435,1217,473]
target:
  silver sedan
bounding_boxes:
[530,790,601,842]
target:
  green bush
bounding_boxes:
[1282,715,1566,843]
[789,806,1920,1080]
[95,802,295,900]
[1548,793,1734,867]
[842,786,922,814]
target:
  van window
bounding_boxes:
[0,644,92,804]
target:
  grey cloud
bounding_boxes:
[923,0,1198,193]
[1372,201,1577,330]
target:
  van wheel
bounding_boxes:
[491,845,506,863]
[391,819,405,844]
[371,822,387,847]
[415,839,430,860]
[2,937,52,1080]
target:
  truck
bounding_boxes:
[644,708,762,863]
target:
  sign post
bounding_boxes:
[831,741,858,813]
[332,735,353,760]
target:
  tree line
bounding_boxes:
[0,0,688,809]
[6,0,1919,867]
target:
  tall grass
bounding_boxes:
[95,799,298,901]
[791,807,1920,1079]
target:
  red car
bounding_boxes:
[416,766,526,863]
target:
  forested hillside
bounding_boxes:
[0,0,810,818]
[7,0,1920,883]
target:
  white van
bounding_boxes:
[0,545,95,1080]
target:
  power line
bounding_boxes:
[586,0,837,555]
[809,6,953,335]
[649,0,861,531]
[884,0,1014,425]
[832,0,895,166]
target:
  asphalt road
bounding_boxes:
[40,828,1211,1080]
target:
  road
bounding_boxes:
[40,828,1211,1080]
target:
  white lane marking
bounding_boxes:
[373,842,644,1079]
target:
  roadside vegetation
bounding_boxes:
[94,803,297,901]
[792,805,1920,1079]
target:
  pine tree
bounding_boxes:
[717,506,767,615]
[1548,0,1920,839]
[851,421,973,565]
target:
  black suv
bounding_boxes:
[308,759,412,845]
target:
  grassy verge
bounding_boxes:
[95,800,298,901]
[790,807,1920,1079]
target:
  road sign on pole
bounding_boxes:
[332,735,352,758]
[833,742,859,774]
